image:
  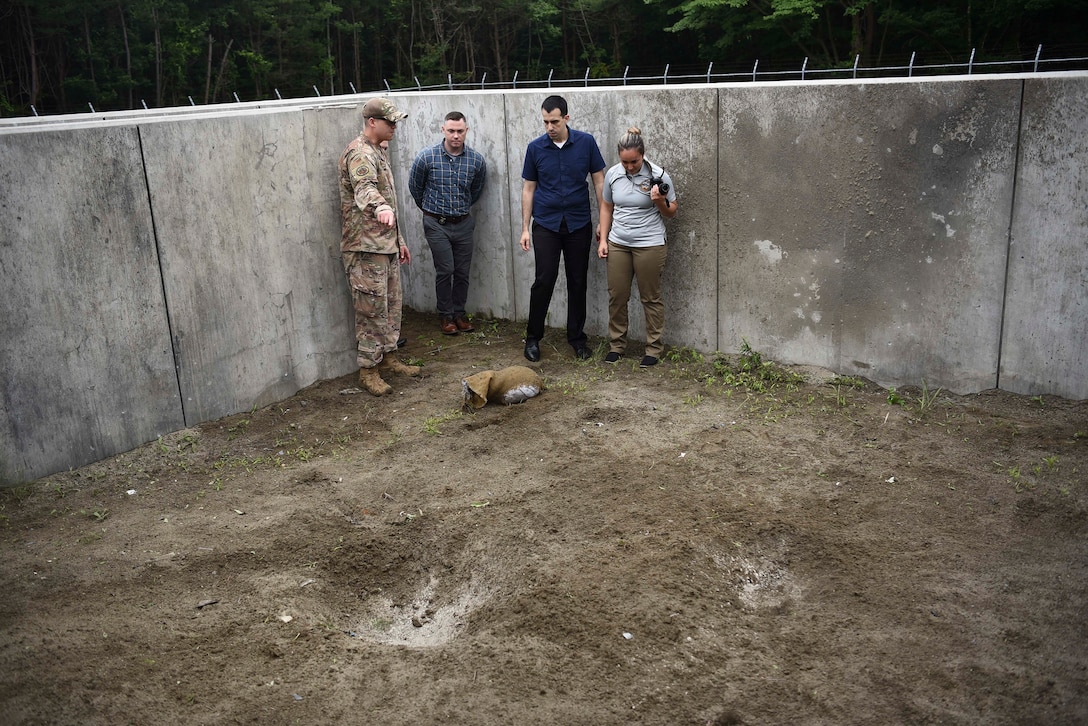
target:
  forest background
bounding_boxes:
[2,0,1087,116]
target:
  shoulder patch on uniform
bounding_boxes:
[351,158,374,180]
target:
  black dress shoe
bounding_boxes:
[573,345,592,360]
[524,340,541,362]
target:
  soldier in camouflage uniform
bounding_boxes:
[339,97,421,396]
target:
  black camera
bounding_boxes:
[650,177,670,207]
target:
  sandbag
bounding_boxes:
[462,365,544,409]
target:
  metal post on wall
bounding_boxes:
[706,62,713,83]
[1034,44,1043,72]
[349,82,356,94]
[584,67,590,86]
[623,66,629,86]
[663,64,670,84]
[512,70,519,89]
[188,96,195,106]
[312,85,321,96]
[752,59,759,82]
[908,51,916,77]
[448,74,453,90]
[968,48,976,74]
[853,54,860,79]
[801,57,808,80]
[481,72,487,90]
[234,92,241,102]
[547,69,554,87]
[275,88,282,99]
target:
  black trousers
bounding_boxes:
[526,220,592,347]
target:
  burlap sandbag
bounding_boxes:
[462,365,544,409]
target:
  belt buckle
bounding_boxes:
[439,216,448,225]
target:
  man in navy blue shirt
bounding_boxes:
[519,95,606,362]
[409,111,488,335]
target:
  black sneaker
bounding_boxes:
[639,355,658,368]
[604,352,621,364]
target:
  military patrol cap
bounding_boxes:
[363,97,408,122]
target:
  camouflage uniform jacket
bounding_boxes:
[338,135,403,254]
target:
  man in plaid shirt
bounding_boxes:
[409,111,488,335]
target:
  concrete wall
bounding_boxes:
[2,73,1085,483]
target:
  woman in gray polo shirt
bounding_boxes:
[596,127,679,367]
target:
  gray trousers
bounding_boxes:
[422,215,476,317]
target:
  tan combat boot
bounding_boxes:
[379,354,421,377]
[358,366,393,396]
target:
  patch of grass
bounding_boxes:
[423,409,463,435]
[548,375,589,395]
[710,339,804,393]
[80,508,109,522]
[664,346,705,365]
[226,419,250,441]
[683,393,704,406]
[472,317,502,339]
[915,379,944,414]
[834,386,849,408]
[293,446,316,462]
[887,388,906,406]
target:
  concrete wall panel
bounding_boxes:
[384,91,516,323]
[594,88,720,354]
[300,102,366,374]
[141,109,354,423]
[502,88,718,353]
[719,79,1021,392]
[1001,77,1088,399]
[0,126,182,482]
[503,90,613,348]
[4,73,1086,482]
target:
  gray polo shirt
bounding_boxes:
[603,160,676,248]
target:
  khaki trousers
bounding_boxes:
[605,241,667,358]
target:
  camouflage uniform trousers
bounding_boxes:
[342,250,403,368]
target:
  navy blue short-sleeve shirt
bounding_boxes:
[522,127,606,233]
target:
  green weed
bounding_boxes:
[710,339,803,393]
[915,379,943,414]
[423,409,463,435]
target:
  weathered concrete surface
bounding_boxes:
[719,78,1022,393]
[591,87,720,353]
[501,88,719,352]
[140,107,356,424]
[1001,77,1088,400]
[3,74,1086,482]
[502,90,608,347]
[385,91,517,322]
[0,126,182,483]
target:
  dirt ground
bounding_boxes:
[2,309,1086,725]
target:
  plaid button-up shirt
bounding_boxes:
[408,141,487,217]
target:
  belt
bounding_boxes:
[423,210,469,225]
